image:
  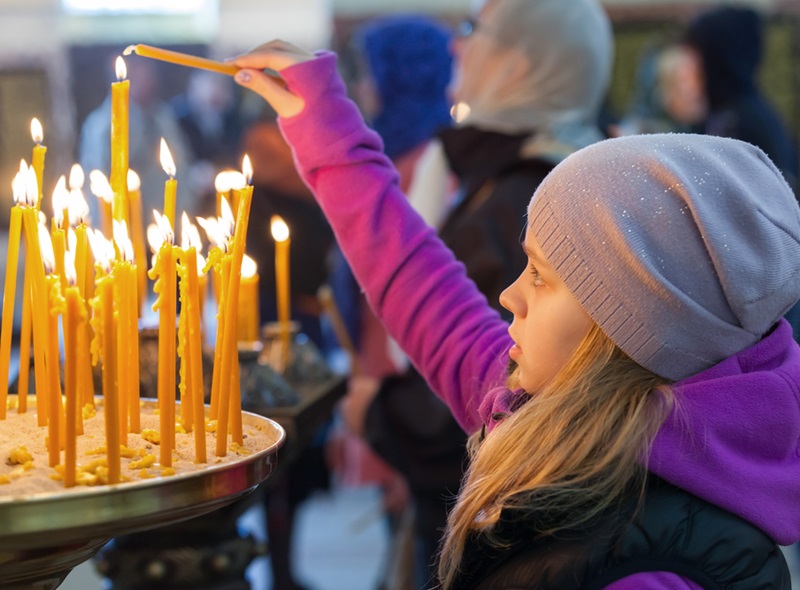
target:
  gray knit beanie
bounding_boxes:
[528,133,800,381]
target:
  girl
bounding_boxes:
[231,40,800,589]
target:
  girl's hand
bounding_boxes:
[230,40,315,118]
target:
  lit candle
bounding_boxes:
[127,169,148,315]
[51,176,69,290]
[111,56,129,224]
[30,118,46,208]
[148,211,177,467]
[89,232,120,483]
[63,253,84,487]
[113,220,136,444]
[124,44,240,76]
[40,225,64,467]
[237,254,260,342]
[89,169,114,237]
[0,170,27,417]
[179,213,207,462]
[215,156,253,456]
[21,166,50,426]
[271,215,292,364]
[160,139,177,229]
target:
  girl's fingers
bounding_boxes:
[230,39,314,72]
[234,68,305,118]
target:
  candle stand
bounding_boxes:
[92,326,342,590]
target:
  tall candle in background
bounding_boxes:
[160,139,177,229]
[89,170,114,237]
[237,254,259,342]
[30,118,46,207]
[111,56,129,225]
[127,169,148,314]
[271,216,291,364]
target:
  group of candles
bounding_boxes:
[0,52,294,488]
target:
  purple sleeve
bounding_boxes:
[276,52,510,433]
[605,572,705,589]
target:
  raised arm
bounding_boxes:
[232,45,511,432]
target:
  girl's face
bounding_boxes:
[500,226,593,393]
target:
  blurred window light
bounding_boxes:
[62,0,208,14]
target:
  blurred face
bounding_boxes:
[499,226,593,393]
[448,0,494,104]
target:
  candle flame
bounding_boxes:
[64,249,78,286]
[12,170,26,206]
[180,212,203,252]
[127,169,141,192]
[270,215,290,242]
[214,170,246,193]
[30,118,43,144]
[68,188,90,226]
[153,209,174,246]
[25,165,39,208]
[115,56,127,81]
[196,216,226,250]
[68,164,84,191]
[113,219,135,263]
[89,228,114,272]
[89,170,113,204]
[159,138,176,178]
[38,221,55,275]
[147,222,163,254]
[52,176,69,228]
[219,196,235,240]
[241,254,257,279]
[242,154,253,185]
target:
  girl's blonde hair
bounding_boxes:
[437,323,673,588]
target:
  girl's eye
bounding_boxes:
[530,264,544,287]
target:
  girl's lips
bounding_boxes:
[509,343,522,359]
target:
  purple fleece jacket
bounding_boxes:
[277,52,800,589]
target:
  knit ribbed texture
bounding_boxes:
[528,133,800,380]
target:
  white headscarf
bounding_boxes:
[451,0,613,162]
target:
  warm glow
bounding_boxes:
[242,154,253,185]
[219,197,235,240]
[38,221,55,275]
[30,118,43,144]
[160,138,176,178]
[89,228,114,272]
[180,212,203,251]
[127,169,141,192]
[89,170,113,204]
[152,210,174,246]
[64,249,78,287]
[214,170,246,193]
[147,223,162,254]
[241,254,257,279]
[68,164,85,191]
[270,216,290,243]
[197,216,225,250]
[12,170,26,206]
[115,56,127,81]
[52,176,69,228]
[68,189,90,226]
[25,165,39,209]
[113,219,135,263]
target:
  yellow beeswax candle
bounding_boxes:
[124,44,239,76]
[216,165,253,457]
[271,216,292,363]
[237,254,260,342]
[160,139,177,229]
[205,249,228,421]
[45,274,64,467]
[111,57,129,224]
[30,119,46,208]
[127,170,147,315]
[98,273,120,483]
[63,279,84,487]
[89,170,114,238]
[0,175,25,417]
[183,245,207,462]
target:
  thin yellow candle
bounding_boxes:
[51,176,69,290]
[30,118,46,208]
[70,194,95,409]
[228,354,242,446]
[127,170,147,315]
[148,211,176,467]
[127,257,141,434]
[0,172,28,417]
[89,170,114,237]
[237,254,260,342]
[271,216,292,364]
[63,256,84,487]
[111,57,129,224]
[160,139,177,229]
[21,168,50,426]
[113,221,133,444]
[216,156,253,456]
[124,44,239,76]
[98,273,120,483]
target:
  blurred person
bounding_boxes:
[79,53,192,227]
